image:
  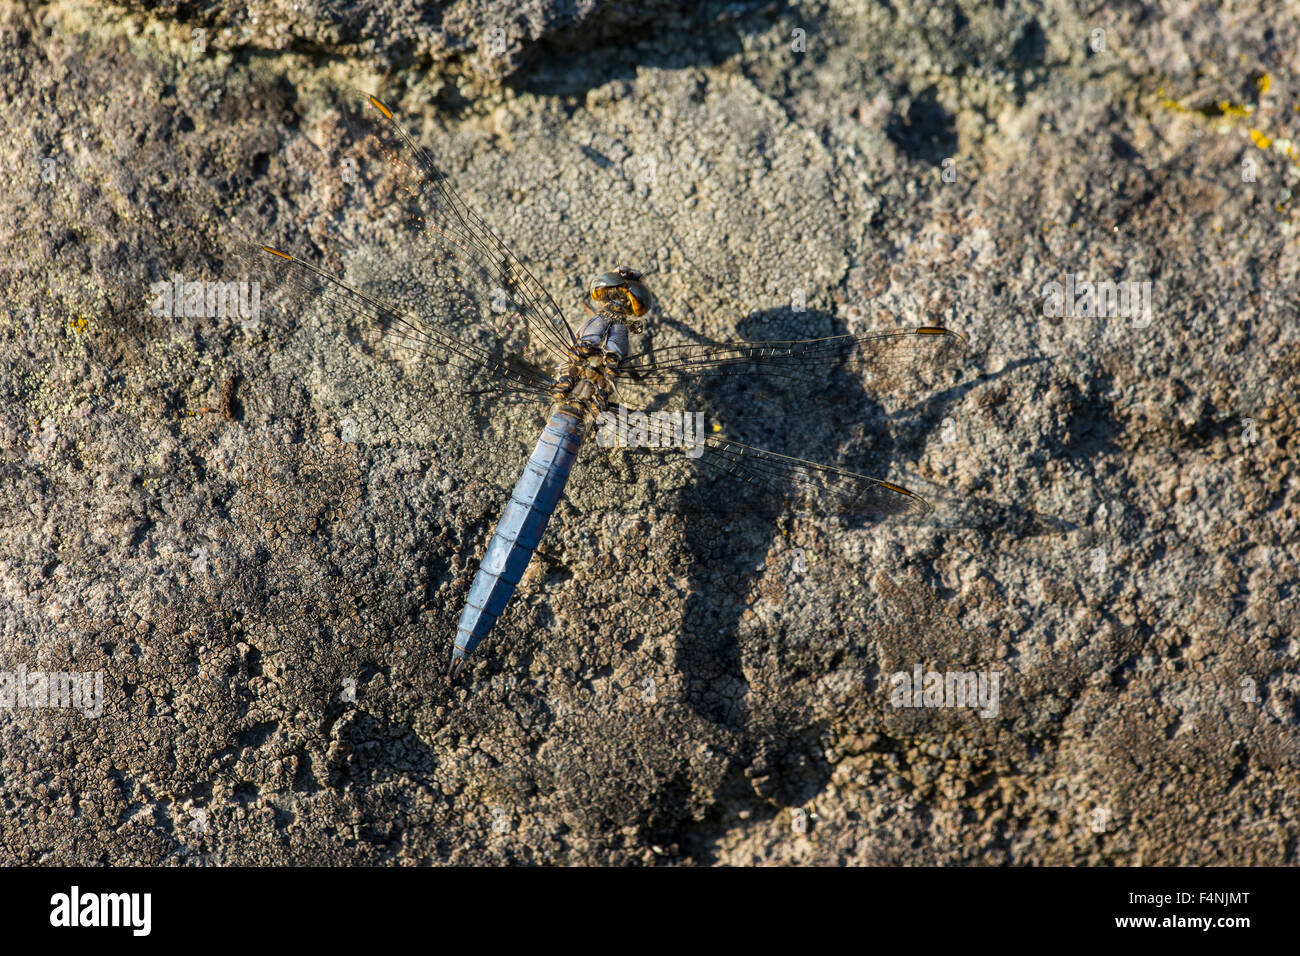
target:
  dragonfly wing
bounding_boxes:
[353,94,578,366]
[242,242,554,499]
[573,412,934,519]
[250,243,555,395]
[688,433,932,517]
[576,327,965,517]
[616,326,967,408]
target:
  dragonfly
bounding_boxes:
[252,94,966,680]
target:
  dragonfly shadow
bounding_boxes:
[663,305,964,737]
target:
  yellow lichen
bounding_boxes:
[1218,101,1252,119]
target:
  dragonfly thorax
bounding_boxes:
[576,313,629,360]
[550,314,628,424]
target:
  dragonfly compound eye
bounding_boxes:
[623,280,653,317]
[589,270,653,317]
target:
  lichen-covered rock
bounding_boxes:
[0,0,1295,865]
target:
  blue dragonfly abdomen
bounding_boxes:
[451,278,645,677]
[451,407,585,678]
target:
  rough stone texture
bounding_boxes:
[1,0,1297,865]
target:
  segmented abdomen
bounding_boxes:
[452,408,586,670]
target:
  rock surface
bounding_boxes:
[0,0,1296,864]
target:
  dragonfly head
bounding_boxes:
[588,266,653,331]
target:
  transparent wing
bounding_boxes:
[254,244,555,396]
[564,409,936,518]
[619,326,967,400]
[571,326,965,516]
[233,91,595,498]
[698,437,930,517]
[242,241,555,500]
[352,95,578,365]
